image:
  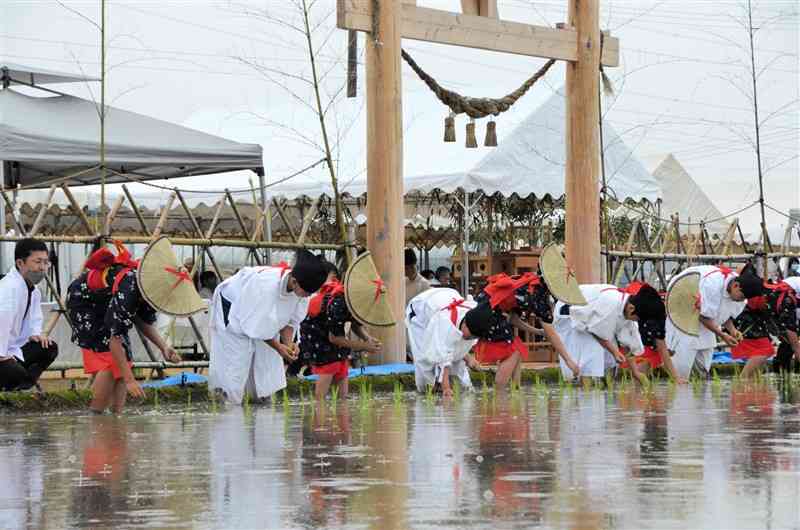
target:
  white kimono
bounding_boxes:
[665,266,746,378]
[406,288,476,392]
[554,284,644,378]
[209,266,309,404]
[783,277,800,323]
[0,268,43,361]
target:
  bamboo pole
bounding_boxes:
[122,184,150,235]
[271,198,299,243]
[60,184,96,236]
[0,234,341,250]
[225,189,262,265]
[296,198,321,246]
[29,185,58,237]
[175,190,224,281]
[103,194,126,237]
[152,192,176,239]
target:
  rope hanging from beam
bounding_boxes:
[401,49,555,147]
[401,49,556,118]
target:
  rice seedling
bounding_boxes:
[393,380,403,405]
[330,385,339,406]
[282,388,290,409]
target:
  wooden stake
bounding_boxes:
[122,184,150,235]
[565,0,601,283]
[29,185,57,237]
[366,0,406,363]
[103,194,126,237]
[60,184,95,236]
[152,192,176,239]
[271,198,299,243]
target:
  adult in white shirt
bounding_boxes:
[209,249,327,404]
[0,239,58,391]
[553,283,665,385]
[406,288,491,397]
[665,265,747,379]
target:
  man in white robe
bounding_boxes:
[665,265,747,379]
[406,288,491,396]
[554,283,663,384]
[0,239,58,391]
[209,250,327,404]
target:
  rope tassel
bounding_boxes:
[484,120,498,147]
[466,119,477,148]
[444,114,456,142]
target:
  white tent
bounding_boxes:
[267,90,661,203]
[267,90,660,292]
[652,154,728,234]
[1,62,100,86]
[0,89,264,188]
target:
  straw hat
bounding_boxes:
[666,271,701,336]
[344,251,395,327]
[539,243,587,305]
[137,237,207,316]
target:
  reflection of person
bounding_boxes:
[73,416,130,526]
[0,239,59,391]
[731,270,799,378]
[474,273,580,388]
[300,276,382,400]
[665,265,747,379]
[404,249,430,307]
[67,242,180,413]
[406,288,491,397]
[553,283,663,385]
[209,250,327,404]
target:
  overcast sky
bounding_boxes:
[2,0,798,236]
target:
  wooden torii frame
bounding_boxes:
[338,0,619,362]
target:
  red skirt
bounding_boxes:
[312,360,350,381]
[82,349,131,380]
[620,346,662,369]
[732,337,774,359]
[475,336,528,364]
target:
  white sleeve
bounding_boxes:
[233,275,283,340]
[699,275,723,321]
[288,298,309,331]
[29,289,43,336]
[617,321,644,355]
[0,288,15,356]
[570,292,619,341]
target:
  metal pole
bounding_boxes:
[462,190,470,296]
[99,0,106,224]
[258,172,271,264]
[0,161,5,272]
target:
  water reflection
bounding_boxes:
[0,380,798,530]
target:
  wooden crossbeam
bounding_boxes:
[337,1,619,67]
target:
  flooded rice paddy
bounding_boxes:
[1,379,799,530]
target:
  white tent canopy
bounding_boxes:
[0,88,264,188]
[1,62,100,86]
[652,154,728,234]
[267,90,662,204]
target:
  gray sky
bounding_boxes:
[2,0,798,236]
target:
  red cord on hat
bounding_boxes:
[443,298,467,325]
[164,266,193,290]
[372,277,385,302]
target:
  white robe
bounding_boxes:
[0,268,43,361]
[783,277,800,322]
[209,266,308,404]
[665,266,745,378]
[554,284,644,378]
[406,288,476,392]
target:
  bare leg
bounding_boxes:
[337,377,349,399]
[315,374,334,400]
[111,378,128,414]
[89,371,116,413]
[740,356,769,379]
[495,353,521,388]
[512,357,522,388]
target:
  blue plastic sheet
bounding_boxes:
[712,351,747,365]
[142,371,208,388]
[303,362,414,381]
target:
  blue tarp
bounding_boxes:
[142,371,208,388]
[303,363,415,381]
[712,351,747,365]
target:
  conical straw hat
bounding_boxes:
[344,251,395,327]
[137,237,207,316]
[666,271,701,336]
[539,243,587,305]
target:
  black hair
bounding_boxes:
[628,284,666,322]
[200,270,218,286]
[404,248,418,267]
[737,272,764,299]
[14,238,48,262]
[435,266,451,279]
[323,260,340,279]
[420,269,435,280]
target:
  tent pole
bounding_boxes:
[462,189,470,296]
[259,172,272,264]
[99,0,107,226]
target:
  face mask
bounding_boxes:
[25,271,46,286]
